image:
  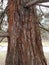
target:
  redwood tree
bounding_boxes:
[5,0,47,65]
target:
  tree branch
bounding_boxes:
[24,0,49,7]
[0,5,8,24]
[0,32,9,37]
[24,0,38,7]
[0,37,5,43]
[39,22,49,32]
[40,26,49,32]
[37,3,49,8]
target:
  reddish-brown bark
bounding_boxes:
[5,0,47,65]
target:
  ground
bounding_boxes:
[0,42,7,65]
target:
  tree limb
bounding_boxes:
[0,32,9,37]
[24,0,49,7]
[37,3,49,8]
[24,0,38,7]
[40,26,49,32]
[0,37,5,43]
[0,5,8,24]
[39,22,49,32]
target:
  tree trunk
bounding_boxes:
[5,0,47,65]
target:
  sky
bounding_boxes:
[0,0,8,10]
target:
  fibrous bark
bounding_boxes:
[5,0,47,65]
